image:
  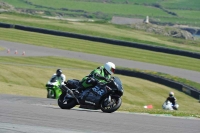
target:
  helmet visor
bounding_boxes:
[56,71,62,76]
[110,67,115,73]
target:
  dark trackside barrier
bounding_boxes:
[0,22,14,28]
[116,69,200,100]
[12,24,200,59]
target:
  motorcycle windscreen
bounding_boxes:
[106,77,123,96]
[113,77,123,91]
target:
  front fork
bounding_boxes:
[104,95,120,107]
[104,95,112,106]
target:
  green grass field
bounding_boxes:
[0,57,199,117]
[1,28,200,72]
[2,0,172,17]
[160,0,200,10]
[37,1,165,16]
[1,0,200,26]
[171,10,200,19]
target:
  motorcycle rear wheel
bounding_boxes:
[58,93,77,109]
[100,96,122,113]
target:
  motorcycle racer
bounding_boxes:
[76,62,116,94]
[49,69,66,85]
[46,69,66,99]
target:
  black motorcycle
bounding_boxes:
[58,77,123,113]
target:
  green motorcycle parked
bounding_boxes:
[46,79,62,99]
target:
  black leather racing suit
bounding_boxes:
[166,96,177,105]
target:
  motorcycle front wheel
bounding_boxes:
[100,96,122,113]
[58,93,77,109]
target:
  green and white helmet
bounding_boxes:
[104,62,116,75]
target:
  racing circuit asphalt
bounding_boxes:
[0,40,200,133]
[0,94,199,133]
